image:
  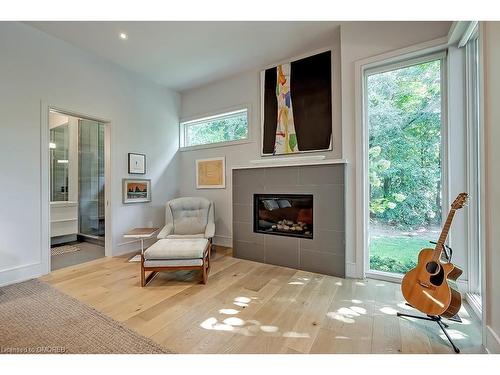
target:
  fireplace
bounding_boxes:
[254,194,313,239]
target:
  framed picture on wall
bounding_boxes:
[261,49,333,156]
[128,153,146,174]
[196,157,226,189]
[123,178,151,203]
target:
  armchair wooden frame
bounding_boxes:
[140,240,212,287]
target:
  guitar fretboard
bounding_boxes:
[433,209,456,261]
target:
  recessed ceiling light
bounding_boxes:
[119,32,128,40]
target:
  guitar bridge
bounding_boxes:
[418,280,436,290]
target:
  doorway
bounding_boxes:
[47,109,110,271]
[364,54,446,279]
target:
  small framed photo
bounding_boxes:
[123,178,151,204]
[196,157,226,189]
[128,153,146,174]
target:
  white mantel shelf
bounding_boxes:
[232,157,347,170]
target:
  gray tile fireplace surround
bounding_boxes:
[232,163,345,277]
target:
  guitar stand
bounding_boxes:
[396,311,460,353]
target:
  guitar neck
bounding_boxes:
[433,209,456,261]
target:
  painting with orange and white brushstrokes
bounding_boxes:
[261,50,332,156]
[122,179,151,203]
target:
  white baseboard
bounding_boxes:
[486,325,500,354]
[0,262,45,287]
[213,235,232,248]
[465,292,483,320]
[345,261,359,278]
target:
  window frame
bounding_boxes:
[463,24,484,319]
[361,50,449,282]
[179,105,251,151]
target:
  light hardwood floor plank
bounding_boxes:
[43,247,483,354]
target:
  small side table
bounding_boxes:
[124,228,159,254]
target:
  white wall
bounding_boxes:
[482,21,500,354]
[340,22,451,277]
[179,28,343,247]
[0,22,180,286]
[180,22,451,272]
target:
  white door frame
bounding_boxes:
[354,37,450,282]
[40,102,112,274]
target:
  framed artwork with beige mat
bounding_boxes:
[196,157,225,189]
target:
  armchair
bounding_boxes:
[140,197,215,286]
[157,197,215,240]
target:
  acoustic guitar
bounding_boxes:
[401,193,468,318]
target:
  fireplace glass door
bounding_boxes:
[254,194,313,239]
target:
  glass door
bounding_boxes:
[78,119,105,239]
[366,55,445,276]
[50,124,70,202]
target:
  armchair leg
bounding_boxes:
[202,263,208,284]
[144,271,158,286]
[141,255,145,287]
[207,242,212,272]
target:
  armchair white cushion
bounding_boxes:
[157,197,215,240]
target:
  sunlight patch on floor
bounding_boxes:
[397,302,413,310]
[283,331,310,338]
[454,317,471,325]
[200,314,311,339]
[439,329,468,340]
[326,312,355,324]
[350,306,367,314]
[223,317,245,326]
[233,296,251,307]
[200,317,234,332]
[379,306,398,315]
[234,296,251,303]
[219,308,239,315]
[260,325,279,333]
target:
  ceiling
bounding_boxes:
[27,21,340,92]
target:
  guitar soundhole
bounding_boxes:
[426,261,440,275]
[430,266,445,286]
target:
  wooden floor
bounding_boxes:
[41,247,483,354]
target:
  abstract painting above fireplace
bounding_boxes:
[254,194,313,239]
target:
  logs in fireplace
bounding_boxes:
[253,194,313,239]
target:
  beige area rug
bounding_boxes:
[0,279,173,354]
[51,244,80,257]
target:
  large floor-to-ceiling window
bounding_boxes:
[365,54,446,277]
